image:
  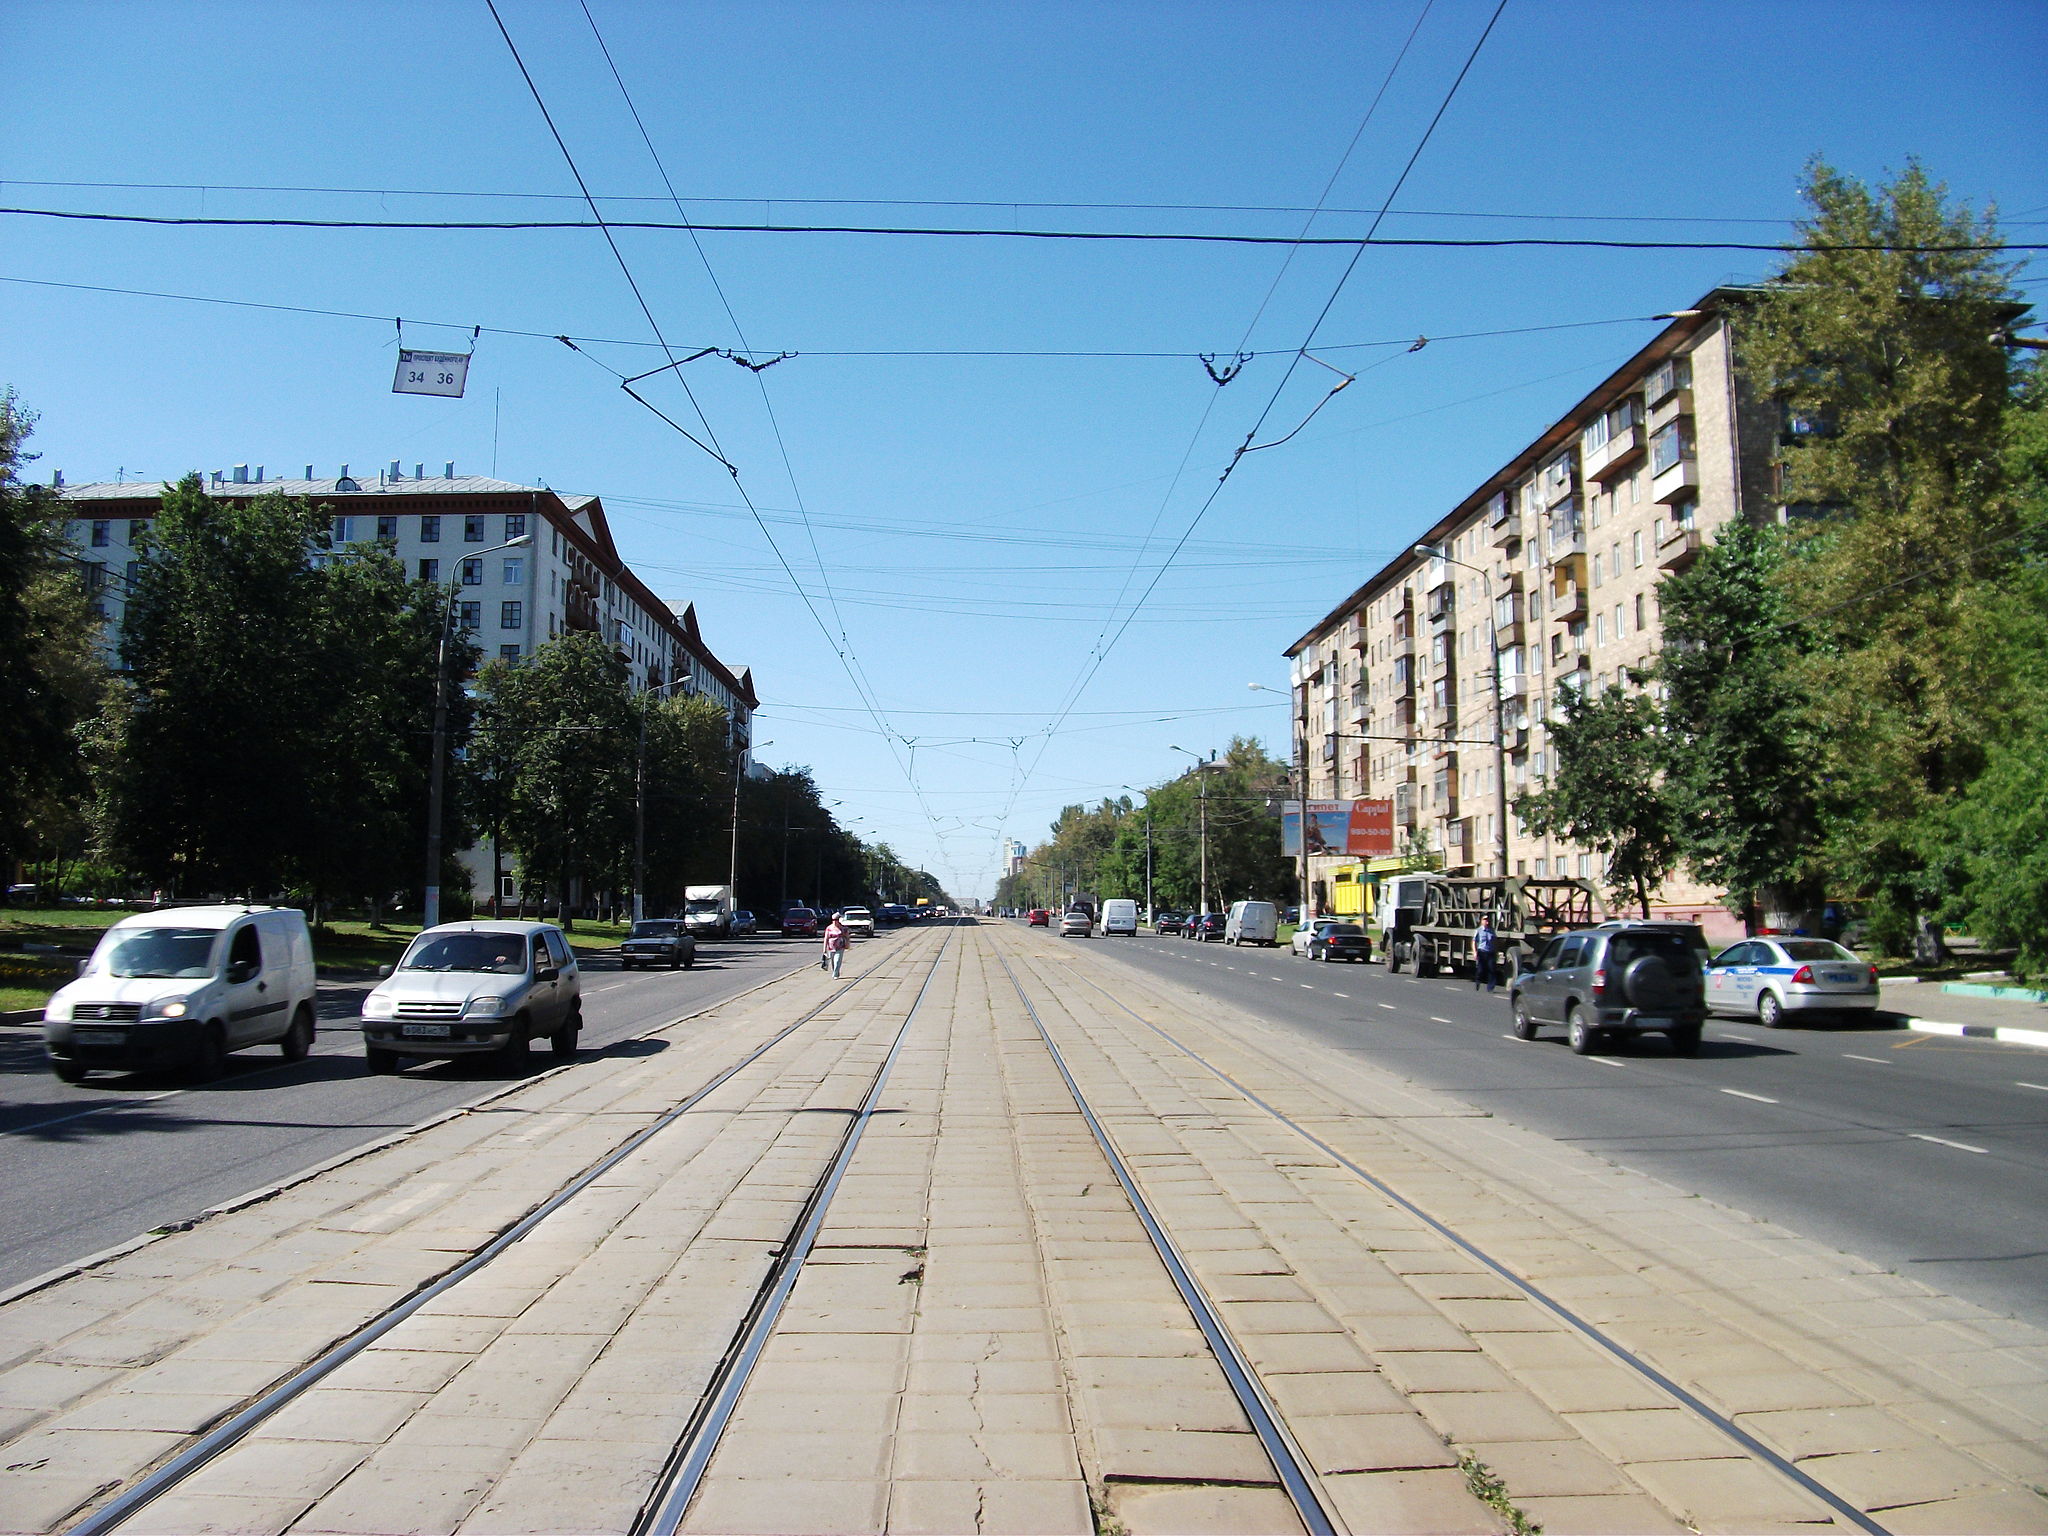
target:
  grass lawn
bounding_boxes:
[0,905,636,1009]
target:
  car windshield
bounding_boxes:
[630,922,683,939]
[786,909,815,922]
[400,934,527,974]
[684,900,722,914]
[1780,939,1856,961]
[99,926,221,978]
[1607,932,1703,967]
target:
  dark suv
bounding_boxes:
[1187,913,1226,943]
[1510,922,1709,1055]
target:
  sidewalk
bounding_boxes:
[1881,980,2048,1049]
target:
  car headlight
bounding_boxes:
[148,999,190,1020]
[465,994,509,1017]
[43,998,71,1022]
[361,993,396,1020]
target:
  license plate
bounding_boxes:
[1825,972,1860,984]
[73,1028,125,1045]
[401,1023,452,1038]
[1634,1017,1673,1029]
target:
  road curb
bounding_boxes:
[1902,1016,2048,1051]
[1940,980,2048,1003]
[0,958,814,1312]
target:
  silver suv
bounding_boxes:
[1510,922,1709,1055]
[359,921,581,1072]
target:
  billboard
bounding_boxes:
[1282,799,1394,858]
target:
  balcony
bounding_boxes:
[1583,421,1645,481]
[1427,594,1455,627]
[1497,673,1533,701]
[1653,456,1700,503]
[1342,614,1365,651]
[1551,580,1588,623]
[1656,523,1703,571]
[1389,629,1415,660]
[1545,513,1585,563]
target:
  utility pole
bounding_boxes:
[1170,746,1218,915]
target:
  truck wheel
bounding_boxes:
[281,1006,314,1062]
[1385,944,1402,974]
[1567,1006,1601,1056]
[1417,943,1439,979]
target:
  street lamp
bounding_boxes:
[424,533,532,931]
[1169,746,1221,916]
[1412,542,1511,882]
[1249,681,1313,922]
[1121,785,1154,923]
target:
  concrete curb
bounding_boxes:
[1902,1016,2048,1051]
[1941,980,2048,1003]
[0,958,812,1312]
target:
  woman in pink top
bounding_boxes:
[821,915,849,977]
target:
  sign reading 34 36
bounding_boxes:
[393,349,471,398]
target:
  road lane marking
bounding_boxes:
[1331,993,1349,999]
[1588,1057,1627,1068]
[1719,1031,1757,1041]
[1910,1133,1989,1154]
[1299,983,1314,989]
[1377,1003,1398,1011]
[2017,1082,2048,1092]
[1430,1016,1453,1023]
[1842,1054,1892,1065]
[1720,1088,1778,1103]
[1501,1034,1530,1044]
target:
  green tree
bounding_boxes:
[1658,521,1834,930]
[0,392,100,877]
[1515,673,1678,917]
[1741,159,2025,947]
[641,689,735,911]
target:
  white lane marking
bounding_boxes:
[1720,1088,1778,1103]
[1842,1054,1892,1065]
[1376,1003,1398,1011]
[1430,1016,1453,1024]
[2017,1082,2048,1092]
[1227,966,1239,971]
[1719,1031,1757,1041]
[1331,992,1349,999]
[1299,983,1314,990]
[1501,1033,1530,1044]
[1910,1132,1989,1155]
[1588,1057,1627,1069]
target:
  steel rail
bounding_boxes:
[64,934,939,1536]
[1056,956,1894,1536]
[990,946,1342,1536]
[633,926,956,1536]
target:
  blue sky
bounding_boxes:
[8,0,2045,898]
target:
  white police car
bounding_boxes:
[1705,937,1880,1028]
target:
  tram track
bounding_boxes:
[63,929,956,1536]
[1010,937,1895,1536]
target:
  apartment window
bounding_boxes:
[498,643,521,662]
[457,601,481,631]
[1648,356,1692,403]
[460,557,483,585]
[1592,553,1603,587]
[1594,614,1605,647]
[506,513,526,538]
[331,516,352,544]
[418,558,440,583]
[465,514,486,543]
[1579,854,1592,878]
[500,600,523,630]
[1614,604,1626,638]
[125,560,140,588]
[376,515,398,540]
[1635,593,1646,630]
[1673,494,1698,530]
[133,518,150,539]
[1632,530,1643,567]
[90,520,111,548]
[420,515,441,543]
[1629,471,1642,505]
[1650,420,1692,476]
[1582,413,1610,453]
[501,557,524,586]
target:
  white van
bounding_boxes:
[42,906,319,1082]
[1100,899,1139,936]
[1224,900,1280,947]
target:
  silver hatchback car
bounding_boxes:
[359,921,582,1071]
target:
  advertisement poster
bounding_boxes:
[1282,799,1394,857]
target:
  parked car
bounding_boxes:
[731,909,758,937]
[42,905,319,1082]
[781,907,820,937]
[1510,922,1708,1055]
[1059,910,1093,937]
[1303,922,1372,962]
[839,906,876,938]
[618,919,696,970]
[1155,911,1187,935]
[1187,912,1227,942]
[1705,937,1879,1026]
[360,921,581,1072]
[1290,918,1343,957]
[1224,900,1279,947]
[1027,908,1051,927]
[1100,898,1139,936]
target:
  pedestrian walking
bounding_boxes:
[1474,913,1500,992]
[821,914,849,978]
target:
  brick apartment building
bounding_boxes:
[1284,288,1782,934]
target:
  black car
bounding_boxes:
[1155,911,1187,935]
[1188,913,1226,942]
[1307,922,1372,962]
[618,919,696,970]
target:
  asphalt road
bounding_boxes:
[0,931,866,1292]
[1062,926,2048,1332]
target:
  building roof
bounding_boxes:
[59,474,757,711]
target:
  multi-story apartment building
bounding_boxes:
[1284,288,1778,932]
[56,463,759,903]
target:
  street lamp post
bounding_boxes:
[1169,746,1218,916]
[424,533,532,931]
[1249,681,1313,924]
[1413,543,1511,882]
[1120,786,1154,923]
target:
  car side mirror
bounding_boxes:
[76,958,89,978]
[377,964,394,979]
[536,965,560,982]
[226,959,258,984]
